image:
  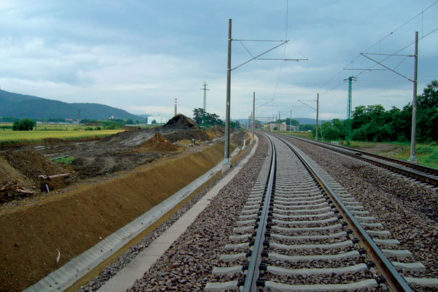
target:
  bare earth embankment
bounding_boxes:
[0,115,244,291]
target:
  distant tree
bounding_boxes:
[12,119,36,131]
[193,108,224,127]
[193,108,205,125]
[346,80,437,143]
[231,120,240,129]
[299,124,314,131]
[316,119,345,141]
[416,80,438,142]
[151,120,157,125]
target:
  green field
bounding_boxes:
[0,128,123,143]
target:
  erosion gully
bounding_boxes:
[205,133,438,291]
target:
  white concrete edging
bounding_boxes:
[24,144,245,292]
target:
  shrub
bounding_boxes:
[12,119,36,131]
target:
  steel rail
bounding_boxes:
[276,134,413,291]
[242,135,276,291]
[279,134,438,186]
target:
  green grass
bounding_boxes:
[339,141,378,149]
[0,128,124,143]
[340,140,438,169]
[53,156,75,166]
[388,143,438,169]
[277,131,313,139]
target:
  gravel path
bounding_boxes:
[282,135,438,279]
[126,136,268,291]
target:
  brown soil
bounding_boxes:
[134,133,180,152]
[0,115,244,290]
[0,140,240,292]
[1,150,68,184]
[0,156,33,189]
[0,115,225,198]
[163,114,199,129]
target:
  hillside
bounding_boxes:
[295,117,328,125]
[0,89,142,120]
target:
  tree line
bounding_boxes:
[316,80,438,143]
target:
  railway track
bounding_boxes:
[276,133,438,190]
[205,133,438,291]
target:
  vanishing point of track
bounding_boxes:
[205,133,437,291]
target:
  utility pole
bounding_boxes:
[316,93,319,141]
[224,19,232,166]
[201,82,210,128]
[174,98,177,116]
[289,110,292,132]
[252,92,255,142]
[222,18,307,168]
[345,76,356,145]
[409,31,418,162]
[359,31,419,162]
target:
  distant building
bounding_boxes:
[264,122,298,132]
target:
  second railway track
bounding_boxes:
[205,133,438,291]
[276,133,438,190]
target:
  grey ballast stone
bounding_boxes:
[264,278,379,291]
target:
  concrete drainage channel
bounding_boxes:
[24,142,252,292]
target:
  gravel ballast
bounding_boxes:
[282,135,438,280]
[77,136,267,291]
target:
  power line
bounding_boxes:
[361,0,438,54]
[354,25,438,78]
[317,1,438,91]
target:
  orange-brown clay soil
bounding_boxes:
[0,139,242,292]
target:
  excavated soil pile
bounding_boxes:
[0,156,33,188]
[0,157,35,203]
[0,151,71,202]
[135,133,179,152]
[163,114,199,129]
[1,150,68,184]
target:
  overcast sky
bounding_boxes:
[0,1,437,123]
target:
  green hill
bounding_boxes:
[0,89,143,120]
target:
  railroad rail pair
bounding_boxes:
[279,133,438,188]
[206,133,437,291]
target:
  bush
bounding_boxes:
[12,119,36,131]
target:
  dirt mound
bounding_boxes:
[1,150,69,184]
[136,133,179,152]
[163,114,199,129]
[0,156,33,189]
[205,126,224,139]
